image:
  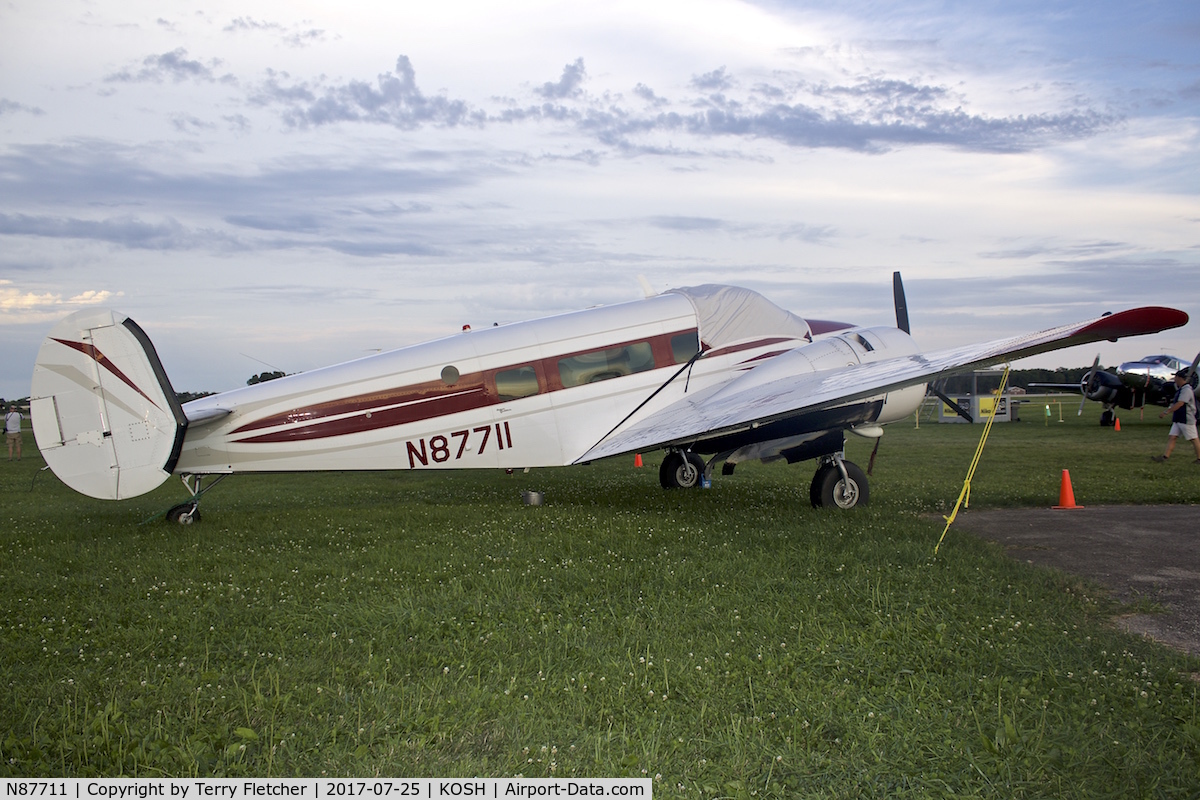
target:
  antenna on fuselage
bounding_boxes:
[240,352,285,372]
[638,275,657,298]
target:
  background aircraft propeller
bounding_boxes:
[1079,353,1101,415]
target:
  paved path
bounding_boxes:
[956,505,1200,657]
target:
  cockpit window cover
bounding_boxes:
[667,285,812,351]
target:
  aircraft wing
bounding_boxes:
[577,306,1188,462]
[1026,383,1083,393]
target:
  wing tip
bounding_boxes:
[1079,307,1188,339]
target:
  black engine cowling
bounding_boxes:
[1082,370,1123,404]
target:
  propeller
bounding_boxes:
[1079,353,1101,416]
[1185,351,1200,385]
[892,271,969,420]
[893,271,910,334]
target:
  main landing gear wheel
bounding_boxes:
[810,461,869,509]
[166,501,200,525]
[660,451,706,489]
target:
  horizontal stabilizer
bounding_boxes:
[31,309,187,500]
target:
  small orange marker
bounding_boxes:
[1053,469,1083,509]
[1114,417,1121,431]
[634,453,643,468]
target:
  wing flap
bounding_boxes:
[577,306,1188,462]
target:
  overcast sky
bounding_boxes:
[2,0,1198,399]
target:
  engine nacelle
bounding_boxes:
[1082,370,1123,404]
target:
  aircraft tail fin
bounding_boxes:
[31,309,187,500]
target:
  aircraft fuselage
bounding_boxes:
[176,290,923,475]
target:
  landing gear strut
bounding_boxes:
[164,474,228,525]
[166,501,200,525]
[659,450,707,489]
[810,456,869,509]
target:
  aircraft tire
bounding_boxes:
[660,451,704,489]
[809,464,835,507]
[811,461,869,509]
[166,502,200,525]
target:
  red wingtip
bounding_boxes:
[1076,307,1189,340]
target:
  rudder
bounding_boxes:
[31,309,187,500]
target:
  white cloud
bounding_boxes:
[0,282,61,311]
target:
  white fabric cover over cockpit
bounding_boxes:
[667,285,812,350]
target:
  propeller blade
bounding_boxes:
[1186,351,1200,383]
[893,271,910,334]
[1079,353,1101,416]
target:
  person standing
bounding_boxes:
[1153,370,1200,463]
[4,405,21,461]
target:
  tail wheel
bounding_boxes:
[166,502,200,525]
[811,461,869,509]
[659,451,705,489]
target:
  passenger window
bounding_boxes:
[495,365,540,401]
[558,342,655,388]
[671,332,700,364]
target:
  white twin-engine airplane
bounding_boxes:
[30,274,1187,523]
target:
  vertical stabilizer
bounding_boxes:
[31,309,187,500]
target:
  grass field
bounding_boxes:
[2,398,1199,796]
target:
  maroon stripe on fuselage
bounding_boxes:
[234,384,490,444]
[807,319,855,335]
[231,377,487,435]
[228,326,805,446]
[736,349,794,366]
[703,337,802,360]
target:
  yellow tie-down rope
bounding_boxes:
[935,366,1011,555]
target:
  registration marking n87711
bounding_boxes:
[405,421,513,468]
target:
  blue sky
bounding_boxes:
[1,0,1197,399]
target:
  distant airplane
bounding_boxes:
[29,274,1187,522]
[1031,353,1200,425]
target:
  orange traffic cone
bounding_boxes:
[634,453,643,468]
[1052,469,1083,509]
[1114,417,1121,432]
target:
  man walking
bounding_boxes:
[1153,370,1200,463]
